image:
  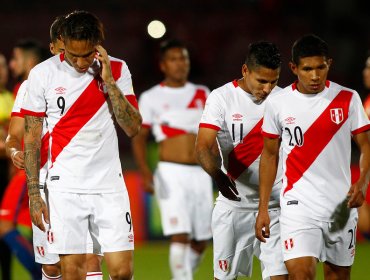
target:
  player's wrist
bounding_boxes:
[10,150,20,161]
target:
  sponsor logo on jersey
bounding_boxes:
[287,200,298,205]
[232,113,243,121]
[218,260,229,272]
[284,117,296,124]
[55,87,66,94]
[47,230,54,244]
[36,246,45,257]
[330,108,344,124]
[50,176,60,181]
[284,238,294,250]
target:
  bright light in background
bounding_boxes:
[147,20,166,39]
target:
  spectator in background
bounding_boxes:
[0,52,14,280]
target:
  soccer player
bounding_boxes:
[256,34,370,280]
[22,10,142,280]
[132,39,213,279]
[196,42,288,280]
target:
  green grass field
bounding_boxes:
[5,241,370,279]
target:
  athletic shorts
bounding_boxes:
[0,170,31,227]
[280,211,358,266]
[153,162,213,240]
[212,202,287,280]
[32,186,101,263]
[46,190,134,254]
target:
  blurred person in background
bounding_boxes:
[132,39,213,279]
[0,52,14,280]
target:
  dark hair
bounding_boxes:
[159,39,187,60]
[14,39,50,63]
[50,15,65,43]
[291,34,329,65]
[62,10,104,45]
[245,41,281,70]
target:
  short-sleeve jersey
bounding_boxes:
[199,80,282,210]
[262,80,370,221]
[364,94,370,117]
[12,80,49,186]
[21,54,138,193]
[139,82,209,142]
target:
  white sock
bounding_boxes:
[86,271,103,280]
[169,242,192,280]
[189,247,203,273]
[42,268,62,280]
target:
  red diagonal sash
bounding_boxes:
[284,90,353,194]
[227,118,263,180]
[40,132,50,168]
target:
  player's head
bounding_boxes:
[363,52,370,90]
[159,39,190,85]
[61,10,104,73]
[0,53,9,88]
[9,39,49,81]
[290,34,332,94]
[50,15,66,55]
[241,41,281,101]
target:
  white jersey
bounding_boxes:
[21,53,138,193]
[262,80,370,221]
[200,80,282,209]
[139,82,210,142]
[12,80,49,186]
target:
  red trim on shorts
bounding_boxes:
[199,123,221,131]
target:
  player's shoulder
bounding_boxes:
[186,81,210,93]
[108,55,127,68]
[328,80,357,95]
[210,80,235,96]
[265,84,291,104]
[31,55,62,74]
[140,83,163,98]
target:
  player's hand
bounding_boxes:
[255,210,270,243]
[11,150,24,169]
[95,45,114,84]
[347,180,366,208]
[142,169,154,194]
[214,170,240,201]
[29,196,49,232]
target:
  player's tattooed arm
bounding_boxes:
[24,115,49,231]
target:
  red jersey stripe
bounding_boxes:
[284,90,353,194]
[199,123,221,131]
[20,109,47,117]
[141,123,151,129]
[40,132,50,168]
[187,89,207,108]
[126,95,139,110]
[262,130,280,138]
[232,80,238,88]
[11,112,24,118]
[227,118,264,180]
[160,125,187,137]
[352,124,370,135]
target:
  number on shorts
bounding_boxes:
[126,212,132,232]
[348,226,356,249]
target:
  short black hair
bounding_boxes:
[159,39,187,60]
[291,34,329,65]
[50,15,65,43]
[14,39,49,63]
[62,10,104,45]
[245,41,281,70]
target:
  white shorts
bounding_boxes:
[280,210,358,266]
[154,162,213,240]
[46,190,134,254]
[212,202,287,280]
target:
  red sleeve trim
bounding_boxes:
[352,124,370,135]
[11,112,24,118]
[125,95,139,110]
[199,123,221,131]
[20,109,46,117]
[261,130,280,138]
[142,123,151,129]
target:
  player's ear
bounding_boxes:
[242,64,249,78]
[327,58,333,69]
[289,61,298,76]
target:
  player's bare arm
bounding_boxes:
[348,131,370,208]
[24,115,49,231]
[5,116,25,169]
[255,136,280,243]
[95,45,142,137]
[132,126,154,194]
[196,127,240,201]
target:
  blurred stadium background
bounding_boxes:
[1,0,370,279]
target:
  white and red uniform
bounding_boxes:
[262,80,370,265]
[21,53,137,254]
[199,80,286,279]
[139,82,213,239]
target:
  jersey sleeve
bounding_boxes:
[11,80,28,117]
[115,62,138,110]
[262,98,281,138]
[20,68,47,117]
[138,93,153,129]
[199,91,224,131]
[350,91,370,135]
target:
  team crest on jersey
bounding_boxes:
[36,246,45,257]
[284,238,294,251]
[232,113,243,121]
[218,260,229,272]
[284,117,296,124]
[54,87,66,94]
[330,108,344,124]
